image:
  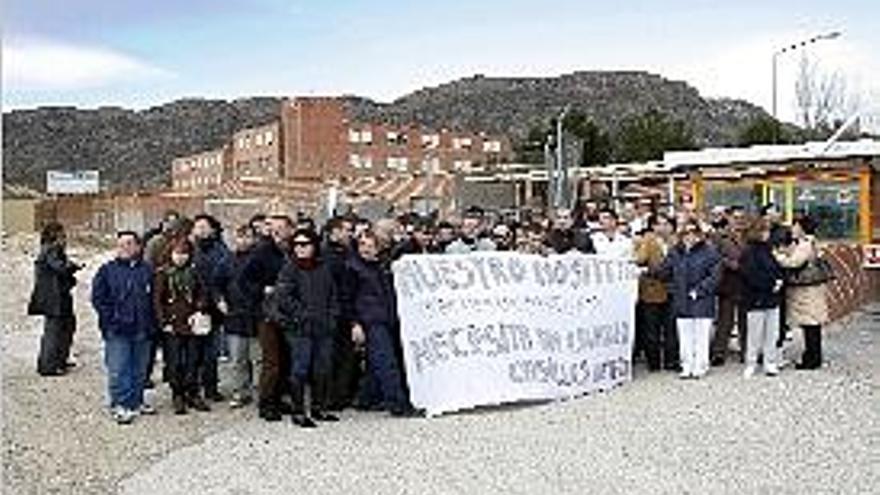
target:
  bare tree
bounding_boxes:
[794,53,848,132]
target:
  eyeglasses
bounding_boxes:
[292,240,312,247]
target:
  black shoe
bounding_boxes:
[292,414,318,428]
[63,361,77,369]
[187,395,211,412]
[795,362,820,370]
[205,391,225,402]
[312,411,339,422]
[710,356,726,367]
[38,368,66,377]
[277,402,295,415]
[663,362,681,372]
[173,396,188,415]
[259,405,282,422]
[390,406,424,418]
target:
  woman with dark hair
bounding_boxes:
[274,228,341,427]
[740,217,785,377]
[154,238,211,414]
[774,215,829,370]
[29,222,82,376]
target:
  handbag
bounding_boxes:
[190,312,213,336]
[788,255,835,287]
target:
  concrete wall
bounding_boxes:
[2,199,37,234]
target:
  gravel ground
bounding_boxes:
[2,237,878,495]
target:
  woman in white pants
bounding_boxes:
[739,218,785,377]
[655,220,722,379]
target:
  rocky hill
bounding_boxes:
[3,71,768,191]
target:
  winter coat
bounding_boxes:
[273,259,340,338]
[154,264,209,335]
[192,235,232,306]
[222,249,263,336]
[241,237,287,320]
[740,241,785,310]
[28,244,79,317]
[546,228,595,255]
[91,257,156,338]
[633,233,668,304]
[658,240,722,319]
[344,254,398,328]
[774,236,829,326]
[713,231,745,297]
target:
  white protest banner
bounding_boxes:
[393,251,639,417]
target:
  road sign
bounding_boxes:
[46,170,100,195]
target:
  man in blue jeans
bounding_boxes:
[91,231,157,424]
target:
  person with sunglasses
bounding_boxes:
[274,229,341,427]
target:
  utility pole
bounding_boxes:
[554,105,570,209]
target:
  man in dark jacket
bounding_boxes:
[243,214,293,421]
[346,231,417,416]
[29,222,81,376]
[191,214,232,401]
[91,231,156,424]
[710,210,747,366]
[321,217,360,410]
[222,224,263,408]
[546,207,595,254]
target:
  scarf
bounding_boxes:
[295,257,318,270]
[166,264,196,302]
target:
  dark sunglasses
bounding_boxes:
[292,240,312,247]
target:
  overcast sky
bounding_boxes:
[3,0,878,129]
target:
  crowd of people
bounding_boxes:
[27,199,833,425]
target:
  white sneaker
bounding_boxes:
[112,407,136,425]
[764,365,779,377]
[743,366,756,379]
[139,403,157,415]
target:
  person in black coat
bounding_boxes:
[29,222,82,376]
[221,224,263,408]
[346,230,416,416]
[740,217,786,377]
[274,229,341,428]
[546,208,595,254]
[242,214,293,421]
[191,214,232,401]
[321,217,360,410]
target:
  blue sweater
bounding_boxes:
[91,257,156,338]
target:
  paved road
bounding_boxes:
[119,309,879,495]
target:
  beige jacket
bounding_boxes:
[775,236,830,326]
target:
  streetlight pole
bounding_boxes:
[554,105,570,209]
[771,31,842,141]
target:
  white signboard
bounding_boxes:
[393,252,639,417]
[46,170,100,194]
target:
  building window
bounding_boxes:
[265,131,274,146]
[255,133,264,146]
[349,153,362,168]
[349,129,360,144]
[483,140,501,152]
[453,160,472,171]
[422,134,440,149]
[421,157,440,173]
[387,157,409,172]
[238,137,246,149]
[453,137,473,150]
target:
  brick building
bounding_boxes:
[231,122,283,181]
[170,96,514,213]
[171,145,232,192]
